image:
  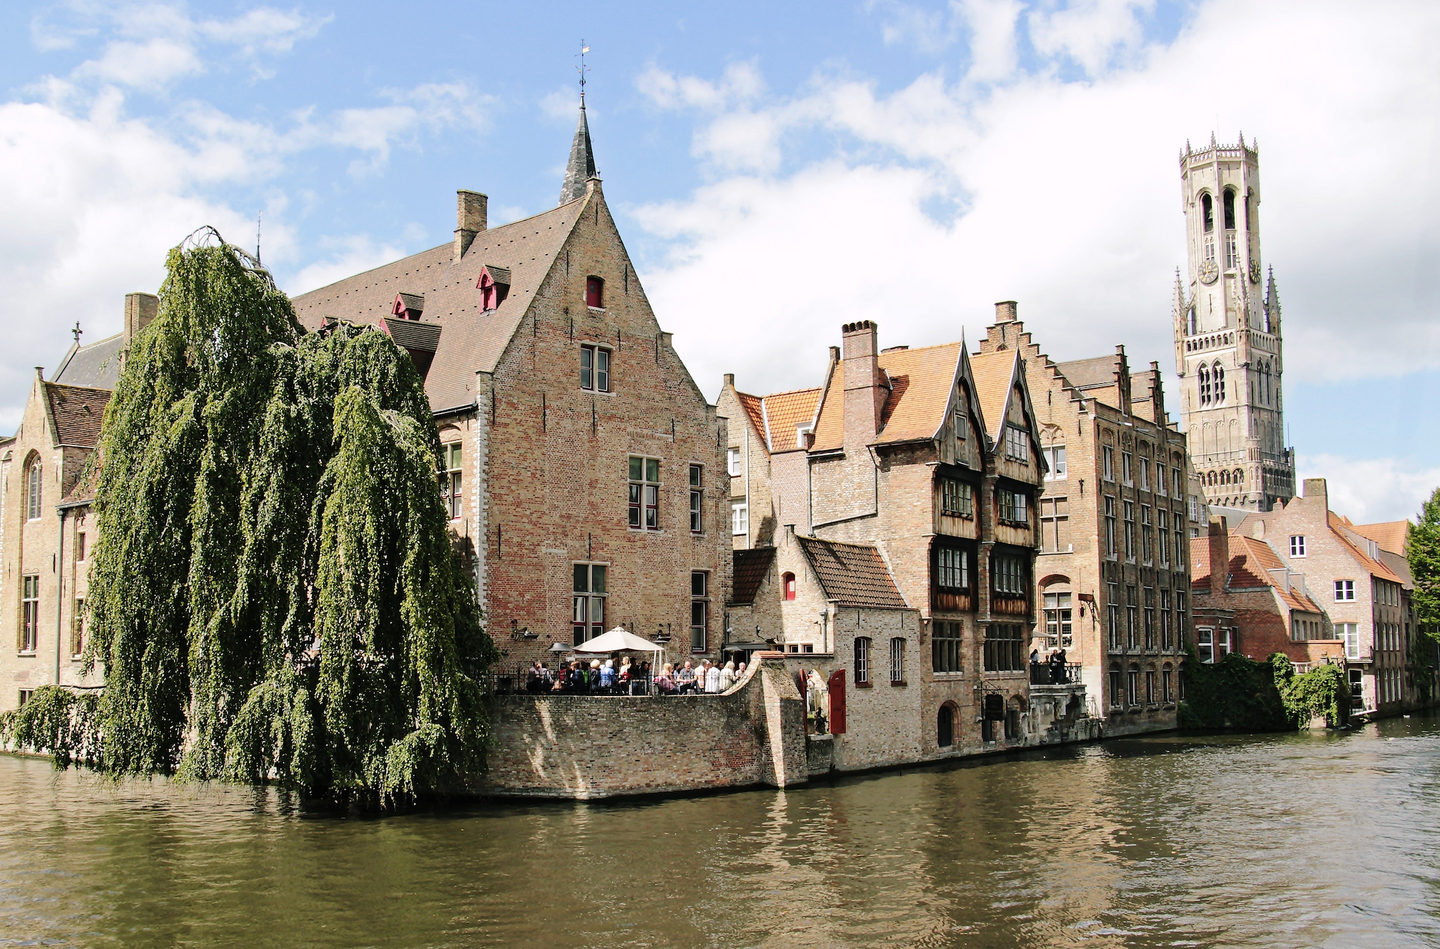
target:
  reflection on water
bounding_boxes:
[4,715,1440,948]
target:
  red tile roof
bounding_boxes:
[762,387,821,452]
[796,536,908,609]
[1192,532,1324,614]
[810,343,963,452]
[1352,520,1409,556]
[1327,512,1404,584]
[968,349,1018,443]
[44,384,111,448]
[736,392,766,447]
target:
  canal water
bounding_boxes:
[3,714,1440,949]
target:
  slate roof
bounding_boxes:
[730,547,776,605]
[52,333,123,390]
[796,536,908,609]
[1352,520,1409,556]
[1055,354,1121,391]
[290,197,590,414]
[44,384,111,448]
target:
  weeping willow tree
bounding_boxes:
[63,229,493,802]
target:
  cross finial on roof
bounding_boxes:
[576,40,590,102]
[72,321,82,345]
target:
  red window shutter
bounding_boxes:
[586,276,603,308]
[827,669,847,734]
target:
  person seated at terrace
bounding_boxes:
[655,664,676,694]
[600,659,617,691]
[705,660,721,694]
[618,657,632,682]
[676,660,698,694]
[735,661,747,683]
[719,661,736,691]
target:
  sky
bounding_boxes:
[2,0,1438,523]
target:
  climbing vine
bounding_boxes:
[1178,650,1348,731]
[4,230,494,803]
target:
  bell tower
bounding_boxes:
[1173,134,1294,511]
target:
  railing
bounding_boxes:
[1030,662,1082,686]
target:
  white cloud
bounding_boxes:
[1028,0,1155,75]
[639,0,1440,412]
[72,37,203,90]
[960,0,1023,83]
[1297,454,1440,525]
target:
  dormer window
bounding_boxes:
[586,275,604,309]
[391,292,424,321]
[478,266,511,311]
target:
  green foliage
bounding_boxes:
[18,229,497,803]
[0,686,101,766]
[1409,486,1440,643]
[1178,650,1349,732]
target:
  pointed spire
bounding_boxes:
[558,100,597,205]
[1264,265,1281,325]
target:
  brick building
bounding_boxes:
[716,379,820,549]
[0,294,155,712]
[722,317,1092,767]
[1222,478,1420,715]
[289,100,731,669]
[1190,519,1338,672]
[976,303,1194,735]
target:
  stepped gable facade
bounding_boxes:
[978,301,1196,735]
[724,316,1077,767]
[0,293,155,712]
[290,106,730,668]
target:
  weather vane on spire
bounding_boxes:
[577,40,591,102]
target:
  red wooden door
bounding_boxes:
[828,669,847,735]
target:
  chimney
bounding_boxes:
[1303,478,1328,505]
[723,373,735,388]
[1208,517,1229,597]
[841,321,886,448]
[124,292,158,344]
[994,300,1018,323]
[454,190,488,260]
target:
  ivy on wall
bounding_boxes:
[0,231,495,803]
[1178,650,1349,732]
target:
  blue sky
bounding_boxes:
[2,0,1438,521]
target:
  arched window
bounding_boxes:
[782,572,796,601]
[1220,469,1230,485]
[1223,189,1236,230]
[26,461,41,521]
[1234,469,1244,485]
[1212,363,1226,404]
[1187,307,1197,336]
[1201,193,1214,233]
[937,703,956,747]
[1198,364,1211,406]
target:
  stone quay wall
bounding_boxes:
[480,654,806,799]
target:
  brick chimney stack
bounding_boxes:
[1303,478,1328,506]
[994,300,1018,323]
[454,190,488,260]
[124,292,158,345]
[1208,517,1230,597]
[841,320,885,448]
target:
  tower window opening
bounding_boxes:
[1245,190,1253,229]
[1212,363,1225,404]
[1223,189,1236,230]
[1198,364,1211,406]
[1202,193,1214,233]
[1225,232,1238,270]
[1187,307,1197,336]
[1220,469,1230,485]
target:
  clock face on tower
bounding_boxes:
[1249,258,1262,283]
[1199,259,1219,284]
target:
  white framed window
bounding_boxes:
[689,465,704,534]
[1044,445,1067,480]
[573,563,608,645]
[691,571,708,653]
[26,463,41,521]
[1335,579,1355,602]
[1338,623,1360,660]
[1005,426,1030,463]
[1289,535,1306,558]
[937,547,968,590]
[999,489,1028,525]
[1104,496,1117,559]
[19,575,39,653]
[855,636,871,685]
[628,456,661,531]
[992,555,1026,596]
[1196,626,1215,663]
[1139,458,1150,492]
[439,442,463,519]
[731,502,748,536]
[580,344,611,392]
[1122,451,1133,486]
[727,447,741,476]
[1044,592,1072,648]
[889,637,905,684]
[1174,466,1184,497]
[1156,463,1168,497]
[1102,445,1115,482]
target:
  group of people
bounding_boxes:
[652,659,744,695]
[527,657,653,694]
[523,656,747,696]
[1029,647,1071,684]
